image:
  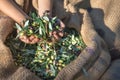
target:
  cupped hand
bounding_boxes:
[18,30,40,44]
[51,19,65,40]
[19,35,40,44]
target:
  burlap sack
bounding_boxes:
[54,8,111,80]
[0,0,41,80]
[0,17,41,80]
[67,0,120,79]
[0,0,114,80]
[33,1,111,79]
[100,59,120,80]
[71,0,120,60]
[89,0,120,60]
[74,9,111,80]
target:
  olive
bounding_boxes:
[19,32,24,36]
[47,58,50,61]
[41,55,45,59]
[58,60,63,63]
[28,29,33,34]
[51,56,55,60]
[46,65,49,69]
[58,67,62,71]
[49,60,53,64]
[39,60,43,63]
[61,64,65,67]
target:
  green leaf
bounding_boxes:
[68,45,72,50]
[31,12,37,19]
[24,20,29,27]
[15,23,22,31]
[48,22,53,31]
[34,28,39,33]
[42,25,46,38]
[43,16,49,21]
[39,26,42,35]
[50,64,56,76]
[52,16,57,21]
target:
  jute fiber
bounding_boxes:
[2,0,120,80]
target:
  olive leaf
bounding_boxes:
[15,23,22,31]
[42,16,49,21]
[39,26,42,35]
[24,20,29,27]
[49,22,53,31]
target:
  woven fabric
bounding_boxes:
[55,9,111,80]
[2,0,120,80]
[100,59,120,80]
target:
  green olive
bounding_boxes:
[32,22,36,26]
[43,20,47,23]
[47,58,50,61]
[50,73,54,76]
[39,60,43,63]
[32,22,38,26]
[46,65,49,69]
[51,56,54,60]
[58,63,62,66]
[41,55,45,59]
[49,60,53,64]
[61,64,65,67]
[28,29,33,34]
[45,52,49,56]
[19,32,24,36]
[58,67,62,71]
[58,60,63,63]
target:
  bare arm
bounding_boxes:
[38,0,53,17]
[38,0,65,40]
[0,0,29,26]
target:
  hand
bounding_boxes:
[19,35,40,44]
[51,19,65,40]
[18,31,40,44]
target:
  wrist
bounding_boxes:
[39,10,52,17]
[19,16,31,27]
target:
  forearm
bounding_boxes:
[38,0,53,17]
[0,0,29,26]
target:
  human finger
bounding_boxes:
[19,36,30,43]
[29,37,40,44]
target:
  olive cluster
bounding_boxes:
[15,13,60,40]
